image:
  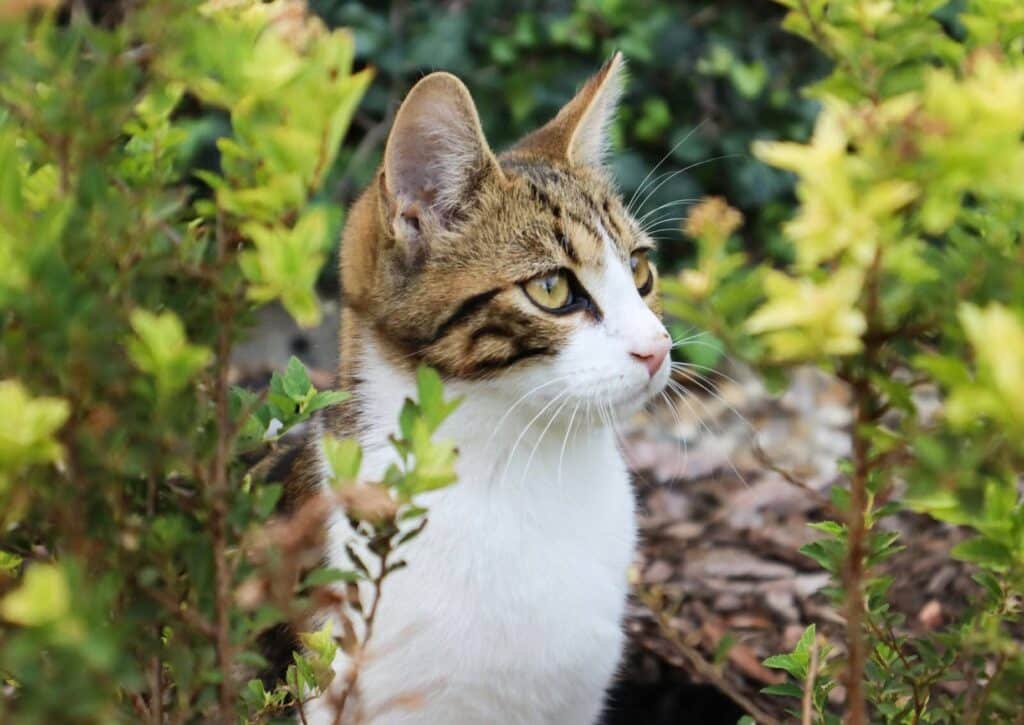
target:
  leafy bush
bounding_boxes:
[0,2,459,722]
[665,1,1024,721]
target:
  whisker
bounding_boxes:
[639,217,694,237]
[484,374,574,449]
[669,338,725,354]
[498,388,571,489]
[627,119,708,215]
[672,367,757,438]
[656,388,690,481]
[520,393,574,485]
[557,402,581,487]
[636,199,699,229]
[633,154,743,221]
[671,360,744,389]
[665,379,750,487]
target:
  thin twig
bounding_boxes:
[841,247,885,725]
[332,545,391,724]
[971,653,1008,725]
[802,634,819,725]
[641,587,781,725]
[209,208,237,719]
[143,585,217,638]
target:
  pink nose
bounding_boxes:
[630,335,670,378]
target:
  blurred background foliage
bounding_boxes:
[302,0,829,281]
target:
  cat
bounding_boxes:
[278,53,672,724]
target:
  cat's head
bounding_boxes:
[341,54,670,418]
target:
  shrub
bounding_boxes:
[664,1,1024,721]
[0,2,459,722]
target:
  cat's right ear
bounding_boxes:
[381,72,503,263]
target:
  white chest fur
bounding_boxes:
[306,345,637,725]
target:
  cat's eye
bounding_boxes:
[631,250,653,295]
[523,271,573,311]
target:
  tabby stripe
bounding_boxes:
[563,209,604,248]
[470,323,519,343]
[601,198,625,240]
[556,231,580,264]
[429,287,502,344]
[472,345,553,373]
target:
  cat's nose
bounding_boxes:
[630,334,670,378]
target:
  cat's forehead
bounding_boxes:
[492,158,634,266]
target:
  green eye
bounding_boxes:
[523,271,572,311]
[631,250,653,294]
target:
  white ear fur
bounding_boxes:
[383,73,500,258]
[567,53,626,167]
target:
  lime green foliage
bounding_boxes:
[389,367,463,496]
[0,381,69,501]
[167,1,371,326]
[665,0,1024,721]
[948,304,1024,432]
[0,1,374,721]
[0,564,68,628]
[128,309,212,402]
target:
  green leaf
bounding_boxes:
[127,309,211,402]
[303,567,362,587]
[254,484,283,520]
[0,551,22,577]
[761,682,803,698]
[952,537,1015,570]
[322,436,362,485]
[0,563,70,627]
[281,356,312,400]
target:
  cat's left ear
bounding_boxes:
[512,52,625,168]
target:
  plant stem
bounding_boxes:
[210,209,237,720]
[332,546,391,725]
[802,634,819,725]
[843,374,870,725]
[843,248,884,724]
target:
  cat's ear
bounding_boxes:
[382,72,502,261]
[513,52,625,168]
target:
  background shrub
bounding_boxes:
[3,0,1024,723]
[664,1,1024,721]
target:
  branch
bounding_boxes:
[802,634,819,725]
[640,587,781,725]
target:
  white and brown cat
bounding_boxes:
[276,53,671,724]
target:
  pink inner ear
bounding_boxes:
[382,73,498,231]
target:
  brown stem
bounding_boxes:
[843,389,869,725]
[842,248,885,725]
[865,617,924,722]
[143,585,217,638]
[970,653,1008,725]
[332,548,391,724]
[802,634,819,725]
[209,209,237,719]
[211,311,236,718]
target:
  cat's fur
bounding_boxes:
[279,54,671,724]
